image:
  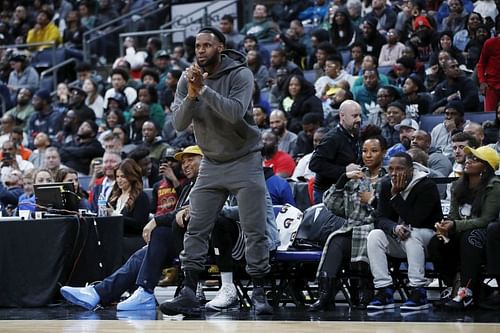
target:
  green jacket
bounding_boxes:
[450,177,500,232]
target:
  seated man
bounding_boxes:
[430,100,466,159]
[410,129,452,177]
[59,120,105,175]
[60,146,203,311]
[262,130,296,178]
[366,153,442,311]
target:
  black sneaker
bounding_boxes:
[367,287,395,310]
[446,287,473,310]
[159,286,201,317]
[251,287,274,315]
[400,287,432,311]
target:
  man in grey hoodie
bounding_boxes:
[159,27,273,316]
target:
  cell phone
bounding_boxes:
[3,152,11,161]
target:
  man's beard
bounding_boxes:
[271,126,285,137]
[401,137,411,149]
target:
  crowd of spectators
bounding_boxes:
[0,0,499,314]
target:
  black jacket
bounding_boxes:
[59,137,105,175]
[112,191,151,236]
[309,125,361,192]
[431,76,480,112]
[374,175,443,235]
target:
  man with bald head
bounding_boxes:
[269,109,297,155]
[463,121,485,146]
[310,100,362,203]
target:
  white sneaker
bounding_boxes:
[205,284,239,312]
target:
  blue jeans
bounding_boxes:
[94,224,176,305]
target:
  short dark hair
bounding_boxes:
[128,147,150,161]
[148,37,162,50]
[140,68,160,83]
[75,61,93,72]
[317,42,336,55]
[169,69,183,80]
[11,127,23,136]
[451,131,479,148]
[326,54,344,67]
[302,113,323,125]
[221,14,234,24]
[111,67,130,82]
[392,152,413,168]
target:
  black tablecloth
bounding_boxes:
[0,216,123,307]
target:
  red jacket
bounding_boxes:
[477,36,500,88]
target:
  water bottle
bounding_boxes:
[97,191,107,217]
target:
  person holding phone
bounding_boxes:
[366,152,443,312]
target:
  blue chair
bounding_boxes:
[303,70,316,84]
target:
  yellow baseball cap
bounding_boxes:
[464,146,499,170]
[174,145,203,161]
[326,86,341,96]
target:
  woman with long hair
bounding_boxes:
[247,50,270,91]
[310,126,388,311]
[83,78,104,121]
[329,6,361,52]
[279,74,323,133]
[108,158,150,236]
[429,146,500,310]
[55,167,91,210]
[135,84,165,130]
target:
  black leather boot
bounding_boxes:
[252,278,274,315]
[309,272,336,312]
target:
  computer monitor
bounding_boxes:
[34,182,78,212]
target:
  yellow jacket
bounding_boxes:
[26,22,62,50]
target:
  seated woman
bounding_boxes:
[429,146,500,310]
[17,169,54,214]
[279,74,323,133]
[310,126,388,311]
[107,159,150,255]
[55,168,91,211]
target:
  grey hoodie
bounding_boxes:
[171,50,261,163]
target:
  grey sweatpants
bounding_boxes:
[180,151,270,277]
[367,228,435,288]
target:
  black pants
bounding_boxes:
[487,223,500,276]
[320,232,352,278]
[428,228,487,292]
[211,215,241,272]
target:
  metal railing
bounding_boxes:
[0,42,57,67]
[118,28,186,57]
[160,0,238,38]
[40,58,79,92]
[82,0,170,62]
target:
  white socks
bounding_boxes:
[220,272,233,286]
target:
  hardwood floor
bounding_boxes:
[2,320,499,333]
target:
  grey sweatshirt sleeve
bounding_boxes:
[198,68,254,125]
[171,73,197,131]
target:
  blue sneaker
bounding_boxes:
[400,287,432,311]
[60,286,100,310]
[367,287,395,310]
[117,287,156,311]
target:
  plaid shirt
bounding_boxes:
[320,168,387,268]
